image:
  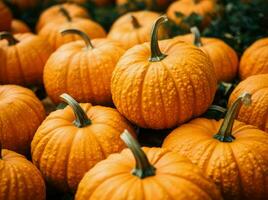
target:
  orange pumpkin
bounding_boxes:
[75,130,222,200]
[11,19,31,34]
[228,74,268,132]
[111,16,217,129]
[239,37,268,80]
[173,27,238,82]
[0,85,45,155]
[163,93,268,200]
[0,1,12,31]
[0,32,53,85]
[36,3,89,32]
[108,11,168,49]
[39,7,106,50]
[0,148,46,200]
[31,93,135,192]
[44,29,125,105]
[8,0,40,10]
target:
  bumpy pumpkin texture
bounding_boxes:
[31,94,135,192]
[11,19,31,34]
[0,2,12,31]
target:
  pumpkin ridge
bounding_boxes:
[89,128,107,158]
[64,51,78,96]
[77,52,86,100]
[14,45,27,85]
[6,162,20,199]
[150,177,175,200]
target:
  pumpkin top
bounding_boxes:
[0,32,19,46]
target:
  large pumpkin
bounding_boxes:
[38,7,106,50]
[111,16,217,129]
[0,1,12,31]
[173,27,238,82]
[31,94,135,192]
[0,85,45,155]
[0,32,53,85]
[44,29,125,105]
[11,19,31,34]
[108,11,167,49]
[163,93,268,200]
[239,37,268,80]
[0,147,46,200]
[75,130,222,200]
[228,74,268,132]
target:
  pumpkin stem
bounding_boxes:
[214,93,252,142]
[0,32,19,46]
[121,130,156,179]
[190,27,203,47]
[60,93,91,128]
[59,6,72,22]
[130,15,141,29]
[61,29,94,49]
[149,15,168,62]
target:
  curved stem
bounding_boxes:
[61,29,94,49]
[60,93,91,128]
[190,27,203,47]
[149,15,168,62]
[121,130,156,179]
[0,32,19,46]
[214,93,252,142]
[59,6,72,22]
[130,15,141,29]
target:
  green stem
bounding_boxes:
[59,6,72,22]
[149,16,168,62]
[61,29,94,49]
[130,15,141,29]
[121,130,156,179]
[190,27,203,47]
[0,32,19,46]
[60,93,91,128]
[214,93,252,142]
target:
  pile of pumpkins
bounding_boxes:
[0,0,267,200]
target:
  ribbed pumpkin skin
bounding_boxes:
[111,40,217,129]
[75,147,222,200]
[0,2,12,31]
[39,18,106,50]
[163,118,268,200]
[0,33,53,85]
[173,34,238,82]
[11,19,31,34]
[0,149,46,200]
[239,38,268,80]
[0,85,46,155]
[228,74,268,132]
[44,39,125,105]
[36,3,89,32]
[108,11,167,49]
[31,104,135,192]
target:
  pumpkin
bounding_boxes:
[8,0,40,10]
[173,27,238,82]
[0,32,53,85]
[75,130,222,200]
[11,19,31,34]
[44,29,125,105]
[167,0,215,27]
[38,7,106,50]
[36,3,89,32]
[31,93,135,192]
[163,93,268,200]
[116,0,172,9]
[0,85,45,155]
[228,74,268,132]
[0,147,46,200]
[111,16,217,129]
[0,1,12,31]
[108,11,168,49]
[239,37,268,80]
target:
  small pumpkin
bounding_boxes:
[0,1,12,31]
[239,37,268,80]
[228,74,268,132]
[38,7,106,50]
[111,16,217,129]
[108,11,168,49]
[173,27,238,82]
[0,32,53,85]
[0,85,46,155]
[163,93,268,200]
[8,0,40,10]
[0,146,46,200]
[36,3,89,32]
[44,29,125,105]
[75,130,222,200]
[11,19,31,34]
[31,93,135,192]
